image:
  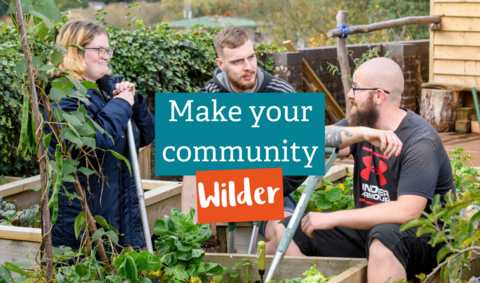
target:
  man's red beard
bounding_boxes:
[227,69,257,91]
[348,97,379,128]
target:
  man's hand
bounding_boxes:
[301,212,338,237]
[363,128,402,157]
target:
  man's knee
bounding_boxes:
[369,238,395,259]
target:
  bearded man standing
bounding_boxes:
[276,58,455,283]
[181,26,306,254]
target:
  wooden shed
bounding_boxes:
[428,0,480,88]
[421,0,480,132]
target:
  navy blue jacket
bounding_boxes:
[44,75,155,250]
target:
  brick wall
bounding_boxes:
[273,40,430,123]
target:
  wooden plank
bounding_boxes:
[434,0,480,3]
[0,226,41,242]
[433,74,480,85]
[434,31,480,46]
[422,82,476,91]
[433,45,480,60]
[144,182,182,206]
[328,259,368,283]
[0,175,40,198]
[283,40,345,120]
[0,239,39,265]
[146,194,181,236]
[433,3,480,17]
[138,145,151,180]
[142,180,181,191]
[433,60,480,76]
[429,16,435,86]
[0,177,21,185]
[202,253,366,282]
[4,190,42,211]
[441,17,480,32]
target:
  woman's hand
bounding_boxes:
[113,81,135,96]
[114,90,135,106]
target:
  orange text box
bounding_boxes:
[196,168,284,223]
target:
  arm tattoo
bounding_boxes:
[325,126,353,147]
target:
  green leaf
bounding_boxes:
[75,264,90,280]
[161,252,177,266]
[91,228,106,243]
[400,218,433,232]
[123,255,138,281]
[436,244,452,264]
[63,113,82,126]
[469,209,480,236]
[60,128,83,148]
[171,263,189,281]
[106,230,119,245]
[62,175,77,183]
[429,231,446,247]
[32,56,42,69]
[64,88,89,105]
[416,225,437,237]
[81,137,96,149]
[33,0,62,22]
[74,211,86,240]
[81,81,100,93]
[108,149,131,175]
[66,76,88,96]
[43,132,52,148]
[0,264,13,283]
[106,275,124,283]
[49,87,66,101]
[28,10,54,29]
[78,167,95,176]
[30,185,41,192]
[325,187,343,202]
[15,60,26,75]
[4,262,26,277]
[315,195,332,210]
[50,50,63,67]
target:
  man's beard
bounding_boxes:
[227,69,257,91]
[349,98,379,128]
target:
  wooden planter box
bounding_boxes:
[0,173,182,264]
[202,253,367,283]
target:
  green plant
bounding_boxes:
[0,196,41,228]
[275,264,332,283]
[153,207,226,282]
[449,148,480,194]
[109,250,163,283]
[293,175,354,213]
[400,148,480,282]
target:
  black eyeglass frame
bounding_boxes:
[84,47,114,58]
[352,88,390,95]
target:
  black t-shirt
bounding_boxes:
[335,109,455,213]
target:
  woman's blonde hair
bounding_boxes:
[56,19,109,81]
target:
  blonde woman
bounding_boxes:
[44,19,155,251]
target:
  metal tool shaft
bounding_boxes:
[126,120,153,253]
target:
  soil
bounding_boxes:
[201,235,218,253]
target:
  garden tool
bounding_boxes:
[257,241,266,283]
[248,221,262,254]
[126,120,153,253]
[472,87,480,131]
[227,222,236,253]
[264,147,339,282]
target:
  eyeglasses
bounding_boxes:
[352,88,390,96]
[84,47,114,58]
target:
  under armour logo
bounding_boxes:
[360,156,388,186]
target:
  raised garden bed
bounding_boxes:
[0,175,182,265]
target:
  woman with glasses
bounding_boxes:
[44,19,155,252]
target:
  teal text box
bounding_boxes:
[155,93,325,175]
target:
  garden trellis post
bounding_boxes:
[12,0,53,279]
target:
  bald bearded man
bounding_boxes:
[276,58,455,282]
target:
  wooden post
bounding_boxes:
[336,10,353,117]
[12,0,53,280]
[327,15,441,38]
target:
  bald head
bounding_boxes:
[354,57,404,105]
